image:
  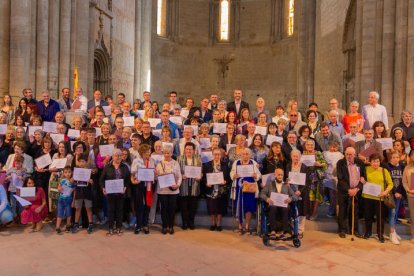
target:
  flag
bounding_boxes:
[73,67,79,96]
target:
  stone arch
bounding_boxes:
[93,47,111,96]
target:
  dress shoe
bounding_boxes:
[169,227,175,235]
[216,226,222,231]
[339,232,346,238]
[209,225,217,231]
[161,228,167,235]
[378,236,385,243]
[354,232,363,239]
[363,232,371,239]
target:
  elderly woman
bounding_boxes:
[20,177,48,232]
[342,101,364,134]
[130,144,155,234]
[0,185,13,229]
[72,116,83,130]
[217,100,228,121]
[178,142,202,230]
[402,150,414,244]
[230,148,261,234]
[4,141,34,174]
[155,145,182,235]
[228,134,247,166]
[249,134,269,173]
[361,153,393,243]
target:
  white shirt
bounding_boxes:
[362,104,388,129]
[75,95,88,112]
[272,115,289,124]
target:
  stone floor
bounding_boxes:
[1,223,413,276]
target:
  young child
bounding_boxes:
[56,166,75,234]
[72,153,94,234]
[5,155,27,218]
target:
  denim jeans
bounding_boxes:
[388,197,402,229]
[0,205,13,225]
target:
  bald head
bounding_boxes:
[344,147,356,162]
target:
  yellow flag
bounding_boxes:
[73,67,79,95]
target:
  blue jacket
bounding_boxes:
[37,99,61,122]
[156,121,180,139]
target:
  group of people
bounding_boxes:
[0,87,413,245]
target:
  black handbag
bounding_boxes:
[382,168,396,209]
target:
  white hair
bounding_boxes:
[368,91,380,100]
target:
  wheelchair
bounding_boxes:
[259,200,301,248]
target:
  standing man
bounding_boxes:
[117,93,126,107]
[285,111,306,135]
[361,91,389,130]
[22,88,38,104]
[87,90,108,110]
[141,91,152,108]
[327,110,345,138]
[227,89,249,118]
[58,87,73,113]
[200,98,212,122]
[72,87,88,113]
[169,91,181,113]
[208,94,219,110]
[391,111,414,141]
[336,147,366,238]
[37,90,61,122]
[155,110,180,139]
[325,98,346,122]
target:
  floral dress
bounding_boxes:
[303,151,327,202]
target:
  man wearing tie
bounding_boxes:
[227,89,249,118]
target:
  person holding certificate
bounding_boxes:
[96,123,111,145]
[230,148,261,234]
[202,148,231,231]
[263,142,286,175]
[178,142,202,230]
[155,145,182,235]
[402,150,414,243]
[20,177,48,232]
[4,141,34,175]
[218,123,236,151]
[249,134,269,173]
[28,129,44,157]
[100,149,130,236]
[228,134,248,167]
[361,153,393,242]
[130,144,155,234]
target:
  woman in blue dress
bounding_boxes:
[230,148,261,234]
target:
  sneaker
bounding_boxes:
[390,233,400,245]
[134,226,141,235]
[326,213,335,218]
[395,232,402,241]
[87,224,93,234]
[72,224,79,234]
[101,217,108,225]
[117,229,123,236]
[122,222,130,229]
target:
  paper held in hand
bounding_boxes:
[148,118,161,128]
[13,194,32,207]
[50,133,65,145]
[28,126,43,136]
[43,121,58,133]
[170,116,183,126]
[50,158,68,169]
[184,166,202,179]
[123,116,135,127]
[137,168,155,182]
[158,173,176,189]
[254,126,267,136]
[99,144,114,157]
[102,105,111,116]
[67,129,80,139]
[0,124,7,135]
[288,171,306,186]
[73,168,92,182]
[213,123,227,134]
[270,192,289,208]
[362,182,382,198]
[35,153,53,169]
[16,187,36,199]
[376,138,393,150]
[266,135,283,146]
[300,155,315,167]
[105,179,124,194]
[206,172,224,185]
[199,138,211,149]
[201,151,213,164]
[236,164,254,178]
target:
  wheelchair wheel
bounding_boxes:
[293,238,301,248]
[262,235,270,246]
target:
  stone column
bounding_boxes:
[306,0,316,105]
[48,0,60,99]
[296,0,307,109]
[406,0,414,110]
[134,0,142,100]
[88,3,96,99]
[36,0,49,94]
[59,0,71,91]
[0,0,10,97]
[9,0,33,98]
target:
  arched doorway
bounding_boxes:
[93,47,111,96]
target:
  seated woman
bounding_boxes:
[260,168,298,237]
[0,185,13,230]
[20,177,48,232]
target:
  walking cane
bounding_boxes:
[351,196,355,241]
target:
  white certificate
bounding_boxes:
[148,118,161,128]
[70,141,76,151]
[262,173,275,187]
[162,142,174,150]
[201,151,213,163]
[363,182,382,198]
[73,168,92,182]
[376,138,393,150]
[43,121,58,133]
[266,135,284,146]
[17,187,36,198]
[123,116,135,127]
[170,116,183,126]
[270,192,289,208]
[0,124,7,135]
[301,155,316,167]
[95,127,102,136]
[158,173,175,188]
[67,129,80,138]
[213,123,227,134]
[255,126,267,136]
[186,125,198,135]
[237,164,255,178]
[13,194,32,207]
[180,109,189,118]
[99,144,114,157]
[184,166,202,179]
[199,138,211,149]
[50,133,65,144]
[207,172,225,185]
[137,168,155,182]
[136,110,145,118]
[288,171,306,186]
[35,153,53,169]
[152,129,162,138]
[28,126,43,136]
[105,179,124,194]
[226,144,236,153]
[102,105,112,116]
[50,158,68,169]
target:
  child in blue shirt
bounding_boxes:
[56,166,74,234]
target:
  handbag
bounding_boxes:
[242,181,257,193]
[382,168,395,209]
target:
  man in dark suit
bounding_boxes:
[226,89,249,118]
[87,90,109,110]
[354,128,383,164]
[281,131,303,162]
[336,147,366,238]
[200,97,212,123]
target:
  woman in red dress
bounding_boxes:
[20,177,48,232]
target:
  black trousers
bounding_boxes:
[268,206,289,232]
[337,193,360,233]
[107,195,124,230]
[158,194,178,228]
[364,198,386,237]
[132,185,150,228]
[297,186,310,217]
[179,196,198,227]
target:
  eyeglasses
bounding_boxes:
[290,114,297,117]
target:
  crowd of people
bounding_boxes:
[0,87,413,245]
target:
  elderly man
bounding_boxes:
[251,97,271,124]
[155,109,180,139]
[336,147,366,238]
[174,126,200,156]
[227,89,249,117]
[282,131,303,161]
[361,91,388,130]
[285,110,307,135]
[354,128,383,164]
[37,90,61,122]
[55,111,71,133]
[87,90,108,110]
[325,98,346,122]
[58,87,73,112]
[72,87,88,112]
[391,111,414,141]
[342,122,365,148]
[140,121,159,152]
[327,110,345,138]
[315,122,343,152]
[200,97,212,122]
